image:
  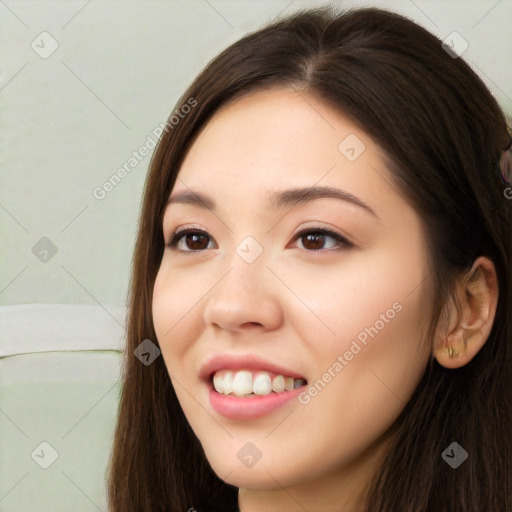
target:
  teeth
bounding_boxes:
[213,372,224,394]
[223,371,234,394]
[253,373,272,395]
[272,374,285,393]
[232,370,253,396]
[212,369,306,397]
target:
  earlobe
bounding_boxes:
[434,257,498,369]
[436,325,485,369]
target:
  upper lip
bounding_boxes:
[199,353,307,383]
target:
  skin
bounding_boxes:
[152,87,498,511]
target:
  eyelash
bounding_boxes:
[167,226,353,253]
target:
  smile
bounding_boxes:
[200,353,308,419]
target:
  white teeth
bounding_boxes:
[253,372,272,395]
[213,372,224,394]
[232,370,253,396]
[212,369,306,396]
[272,374,285,393]
[223,371,234,394]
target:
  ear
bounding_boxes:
[434,256,499,369]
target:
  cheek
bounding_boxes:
[276,240,429,353]
[296,293,429,463]
[152,264,205,366]
[152,267,208,427]
[277,241,431,421]
[312,250,427,377]
[274,268,430,485]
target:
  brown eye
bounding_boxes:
[168,229,214,252]
[301,232,328,250]
[295,228,352,252]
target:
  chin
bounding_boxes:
[203,444,312,491]
[211,463,284,490]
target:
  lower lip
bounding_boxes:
[208,386,305,420]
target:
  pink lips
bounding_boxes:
[200,354,307,420]
[208,386,304,419]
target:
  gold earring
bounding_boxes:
[446,346,459,358]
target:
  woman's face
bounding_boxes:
[152,88,433,503]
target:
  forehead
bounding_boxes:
[188,87,358,161]
[176,88,382,192]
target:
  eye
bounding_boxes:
[168,228,215,252]
[292,228,353,252]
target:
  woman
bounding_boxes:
[108,6,512,511]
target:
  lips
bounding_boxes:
[200,354,308,419]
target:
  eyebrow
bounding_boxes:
[166,185,379,218]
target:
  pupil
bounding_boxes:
[305,233,324,250]
[188,234,207,250]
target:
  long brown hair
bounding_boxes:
[107,6,512,511]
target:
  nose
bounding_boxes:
[202,256,283,333]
